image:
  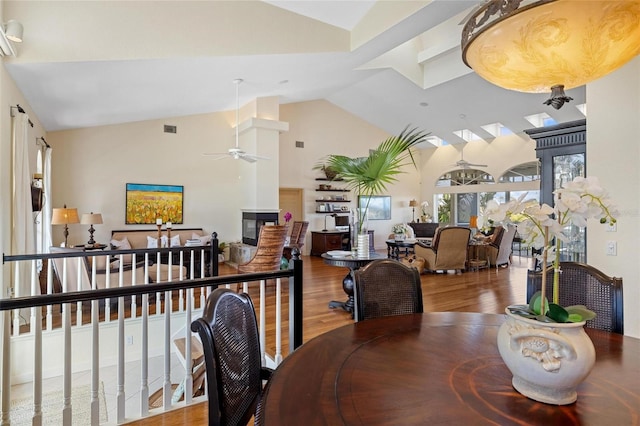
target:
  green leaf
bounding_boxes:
[547,303,569,323]
[565,305,597,322]
[528,291,549,315]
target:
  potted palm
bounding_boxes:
[315,126,429,256]
[483,176,617,404]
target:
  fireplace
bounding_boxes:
[242,210,279,246]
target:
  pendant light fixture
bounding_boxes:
[461,0,640,109]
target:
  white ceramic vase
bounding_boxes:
[497,306,596,405]
[357,234,370,258]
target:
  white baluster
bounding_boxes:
[131,253,137,319]
[90,258,100,425]
[116,260,125,423]
[46,259,53,330]
[13,263,20,336]
[140,253,150,416]
[178,251,184,312]
[275,277,282,365]
[260,279,266,366]
[32,259,44,424]
[76,258,83,326]
[62,257,72,425]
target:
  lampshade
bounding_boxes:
[52,206,80,225]
[81,212,103,225]
[462,0,640,107]
[5,20,23,43]
[409,199,418,207]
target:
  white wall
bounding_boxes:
[279,100,422,251]
[47,111,247,247]
[587,57,640,338]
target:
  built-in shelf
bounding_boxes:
[315,188,349,192]
[315,178,344,181]
[315,199,350,203]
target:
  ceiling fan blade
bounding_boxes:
[239,153,270,163]
[467,163,488,168]
[203,152,231,160]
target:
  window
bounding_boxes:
[499,161,541,183]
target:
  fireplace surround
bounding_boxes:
[242,210,279,246]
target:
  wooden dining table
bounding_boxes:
[261,312,640,425]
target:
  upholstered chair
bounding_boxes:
[414,226,472,273]
[487,225,517,267]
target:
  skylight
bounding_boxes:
[480,122,513,137]
[524,112,558,128]
[453,129,483,142]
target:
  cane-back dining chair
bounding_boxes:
[526,261,624,334]
[354,259,424,322]
[191,288,273,426]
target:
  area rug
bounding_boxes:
[10,382,108,425]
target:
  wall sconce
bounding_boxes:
[0,19,23,56]
[52,205,80,247]
[409,199,418,222]
[323,213,337,232]
[81,212,103,245]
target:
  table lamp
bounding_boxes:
[323,213,337,232]
[409,199,418,222]
[81,212,103,245]
[52,204,80,247]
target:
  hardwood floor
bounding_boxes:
[125,252,532,425]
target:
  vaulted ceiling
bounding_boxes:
[3,0,586,146]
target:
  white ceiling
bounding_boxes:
[3,0,587,146]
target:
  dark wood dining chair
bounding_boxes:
[526,261,624,334]
[191,288,273,426]
[354,259,424,322]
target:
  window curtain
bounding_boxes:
[11,113,36,302]
[43,146,53,252]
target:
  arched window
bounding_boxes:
[499,161,540,183]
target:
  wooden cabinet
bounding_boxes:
[311,231,348,256]
[310,230,375,256]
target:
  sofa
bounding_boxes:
[408,222,439,244]
[110,228,211,281]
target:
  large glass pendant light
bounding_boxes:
[461,0,640,109]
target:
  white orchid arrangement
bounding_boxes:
[420,201,430,216]
[483,176,617,323]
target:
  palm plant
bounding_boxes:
[316,126,429,233]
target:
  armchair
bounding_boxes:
[487,225,517,268]
[238,225,288,273]
[414,226,471,273]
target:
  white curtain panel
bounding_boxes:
[11,113,36,302]
[43,146,53,252]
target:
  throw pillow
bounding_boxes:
[170,235,181,247]
[110,237,131,250]
[110,237,133,265]
[147,235,169,248]
[192,233,211,245]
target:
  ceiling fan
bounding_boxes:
[203,78,269,163]
[451,147,487,169]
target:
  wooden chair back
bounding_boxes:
[526,262,624,334]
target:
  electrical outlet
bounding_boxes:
[606,241,617,256]
[126,335,134,346]
[606,221,617,232]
